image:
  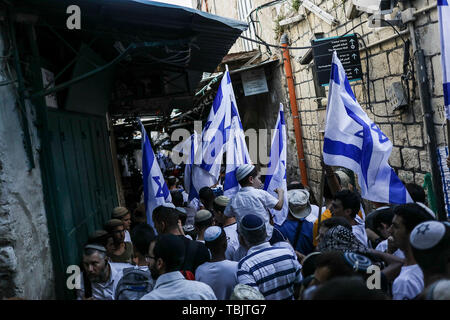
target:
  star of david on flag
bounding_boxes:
[323,52,413,204]
[140,120,171,229]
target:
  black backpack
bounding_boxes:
[114,267,153,300]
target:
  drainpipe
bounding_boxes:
[281,34,309,187]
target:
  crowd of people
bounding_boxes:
[77,163,450,300]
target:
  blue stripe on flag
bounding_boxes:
[344,106,373,188]
[224,169,238,191]
[280,110,285,125]
[212,85,223,113]
[444,82,450,106]
[345,77,357,101]
[323,137,362,164]
[331,63,340,84]
[389,168,407,204]
[438,0,448,6]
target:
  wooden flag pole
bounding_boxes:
[316,132,326,235]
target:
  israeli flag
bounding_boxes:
[140,121,171,228]
[223,97,251,198]
[198,71,232,185]
[263,103,289,225]
[323,52,412,204]
[181,132,207,201]
[438,0,450,119]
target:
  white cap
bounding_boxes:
[230,284,265,300]
[236,164,255,182]
[287,189,311,219]
[410,221,446,250]
[204,226,223,242]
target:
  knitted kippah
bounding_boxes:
[204,226,223,242]
[112,206,129,218]
[240,214,264,231]
[410,221,446,250]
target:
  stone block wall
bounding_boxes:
[210,0,446,202]
[0,29,55,299]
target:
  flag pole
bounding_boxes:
[317,132,326,234]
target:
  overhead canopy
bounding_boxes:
[14,0,248,72]
[13,0,248,116]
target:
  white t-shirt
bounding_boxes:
[224,186,279,241]
[195,260,238,300]
[352,215,368,247]
[392,264,424,300]
[223,223,240,261]
[305,205,326,223]
[375,239,406,259]
[124,230,132,243]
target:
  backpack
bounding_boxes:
[114,267,153,300]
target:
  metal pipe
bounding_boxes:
[281,34,309,187]
[407,3,447,220]
[7,8,35,170]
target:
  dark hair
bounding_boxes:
[411,223,450,277]
[405,183,426,203]
[213,201,226,214]
[312,276,387,300]
[315,251,354,281]
[133,203,146,219]
[195,217,214,231]
[167,176,177,188]
[238,167,258,186]
[87,231,112,248]
[152,205,180,229]
[302,252,322,278]
[333,190,361,219]
[199,187,215,204]
[171,190,184,207]
[322,217,352,231]
[153,234,185,272]
[205,229,227,254]
[287,182,305,190]
[393,203,433,233]
[372,208,394,233]
[131,224,156,256]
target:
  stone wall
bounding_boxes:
[0,29,55,299]
[211,0,447,201]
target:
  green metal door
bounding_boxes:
[47,109,118,297]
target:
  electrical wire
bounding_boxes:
[239,20,368,50]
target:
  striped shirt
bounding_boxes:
[237,242,302,300]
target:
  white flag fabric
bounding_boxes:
[263,103,289,225]
[438,0,450,119]
[141,121,171,228]
[323,52,413,204]
[198,71,232,185]
[223,98,251,197]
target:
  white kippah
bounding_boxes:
[235,164,255,182]
[410,221,446,250]
[204,226,222,242]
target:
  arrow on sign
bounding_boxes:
[354,68,360,73]
[352,53,357,60]
[349,39,355,45]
